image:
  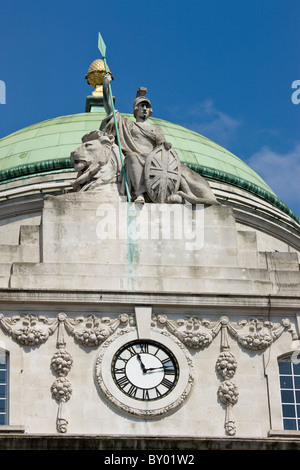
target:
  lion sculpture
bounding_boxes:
[70,130,121,196]
[70,129,219,206]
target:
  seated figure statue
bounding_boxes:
[100,73,220,206]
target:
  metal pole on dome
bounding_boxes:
[98,32,131,203]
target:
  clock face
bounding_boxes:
[95,328,194,418]
[111,340,179,401]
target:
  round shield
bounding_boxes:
[145,146,181,203]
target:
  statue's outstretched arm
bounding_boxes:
[103,73,114,116]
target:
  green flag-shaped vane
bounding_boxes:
[98,33,106,59]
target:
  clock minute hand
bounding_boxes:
[145,366,174,372]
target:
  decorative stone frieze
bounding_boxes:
[152,313,297,436]
[154,314,216,349]
[153,314,297,351]
[0,313,57,346]
[0,311,297,435]
[227,317,298,350]
[63,313,134,347]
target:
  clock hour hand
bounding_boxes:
[137,354,147,373]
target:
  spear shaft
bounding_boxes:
[98,32,131,202]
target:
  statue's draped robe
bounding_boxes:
[101,111,219,205]
[101,111,166,199]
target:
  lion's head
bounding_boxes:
[70,131,120,192]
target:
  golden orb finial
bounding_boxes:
[85,59,110,97]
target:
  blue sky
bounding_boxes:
[0,0,299,215]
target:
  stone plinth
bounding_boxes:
[7,193,300,295]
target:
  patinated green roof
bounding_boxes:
[0,110,298,223]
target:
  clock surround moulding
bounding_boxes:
[94,327,195,418]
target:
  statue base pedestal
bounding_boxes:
[10,192,299,296]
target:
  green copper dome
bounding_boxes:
[0,110,298,223]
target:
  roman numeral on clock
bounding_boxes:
[140,343,149,353]
[127,346,137,357]
[128,384,138,397]
[163,366,176,375]
[114,366,126,374]
[161,377,174,389]
[116,375,129,389]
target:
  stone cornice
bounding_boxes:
[0,289,299,312]
[0,434,299,450]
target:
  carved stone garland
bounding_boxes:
[152,314,298,435]
[0,312,297,435]
[216,317,238,436]
[50,313,73,433]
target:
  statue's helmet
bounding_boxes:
[133,87,153,118]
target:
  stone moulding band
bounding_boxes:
[0,312,296,350]
[0,158,299,225]
[0,158,73,183]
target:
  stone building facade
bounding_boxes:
[0,91,299,450]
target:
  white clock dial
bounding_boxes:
[112,340,178,401]
[95,328,194,418]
